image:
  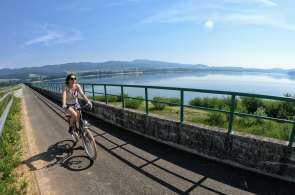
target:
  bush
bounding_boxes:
[118,93,128,102]
[151,96,180,110]
[189,96,231,110]
[263,100,280,118]
[240,97,263,114]
[254,107,266,115]
[94,95,119,102]
[189,98,202,107]
[237,117,257,127]
[277,98,295,120]
[125,96,144,109]
[167,97,180,106]
[152,97,167,110]
[206,112,226,126]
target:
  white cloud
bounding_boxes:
[106,0,145,7]
[225,0,277,7]
[141,0,295,32]
[204,20,215,29]
[23,25,82,47]
[222,12,295,31]
[251,0,277,6]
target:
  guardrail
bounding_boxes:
[0,93,13,138]
[29,82,295,148]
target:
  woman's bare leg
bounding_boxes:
[67,107,78,129]
[76,110,81,128]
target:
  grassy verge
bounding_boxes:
[0,92,4,98]
[0,97,27,195]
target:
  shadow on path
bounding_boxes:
[23,140,94,172]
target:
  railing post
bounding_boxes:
[180,89,184,123]
[121,86,125,108]
[92,84,95,100]
[288,122,295,148]
[104,84,108,104]
[228,94,236,134]
[145,87,149,115]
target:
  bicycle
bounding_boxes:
[65,103,97,160]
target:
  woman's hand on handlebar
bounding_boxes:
[62,104,67,110]
[87,100,93,109]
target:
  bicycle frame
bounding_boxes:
[65,105,97,160]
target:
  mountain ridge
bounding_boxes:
[0,59,294,81]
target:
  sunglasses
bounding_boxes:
[70,77,76,80]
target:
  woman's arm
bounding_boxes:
[62,86,67,108]
[77,84,91,104]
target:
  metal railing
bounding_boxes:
[29,82,295,147]
[0,93,13,138]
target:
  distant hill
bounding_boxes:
[0,59,293,81]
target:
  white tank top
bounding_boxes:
[66,86,78,105]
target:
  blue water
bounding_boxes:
[78,71,295,103]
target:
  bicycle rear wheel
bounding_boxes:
[82,128,97,160]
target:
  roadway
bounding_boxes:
[22,85,294,195]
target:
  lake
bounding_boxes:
[78,71,295,103]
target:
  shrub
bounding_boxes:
[277,97,295,120]
[237,117,257,127]
[152,97,167,110]
[189,98,202,107]
[263,100,280,118]
[151,96,180,110]
[94,95,119,102]
[189,96,231,110]
[118,93,128,102]
[125,96,144,109]
[254,107,267,116]
[206,112,226,126]
[167,97,180,106]
[240,97,263,114]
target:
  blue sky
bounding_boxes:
[0,0,294,69]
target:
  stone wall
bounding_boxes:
[29,85,295,182]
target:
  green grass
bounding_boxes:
[0,97,27,195]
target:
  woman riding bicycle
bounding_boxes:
[62,73,92,134]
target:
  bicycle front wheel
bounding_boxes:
[82,128,97,160]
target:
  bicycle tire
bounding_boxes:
[82,128,97,160]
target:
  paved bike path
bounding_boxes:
[23,86,294,195]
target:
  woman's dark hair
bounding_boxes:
[65,73,76,86]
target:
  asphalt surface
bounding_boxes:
[22,85,295,195]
